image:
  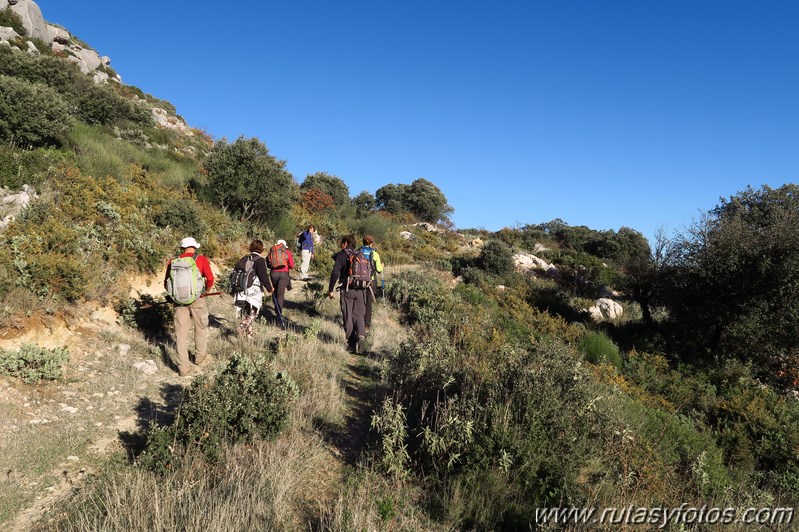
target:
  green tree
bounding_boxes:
[301,171,350,207]
[375,178,453,223]
[203,136,297,224]
[353,190,376,218]
[375,183,407,215]
[405,178,453,223]
[661,185,799,376]
[0,75,73,147]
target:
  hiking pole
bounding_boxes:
[140,292,223,309]
[272,292,286,330]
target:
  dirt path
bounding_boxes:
[1,273,402,530]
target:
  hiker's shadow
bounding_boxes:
[118,382,185,460]
[312,362,383,465]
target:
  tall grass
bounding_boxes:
[579,330,622,369]
[66,123,199,186]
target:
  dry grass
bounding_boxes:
[19,275,430,531]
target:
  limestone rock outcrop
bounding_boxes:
[586,298,624,322]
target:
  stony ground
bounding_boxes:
[0,269,404,531]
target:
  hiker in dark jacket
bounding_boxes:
[328,234,367,353]
[232,239,273,338]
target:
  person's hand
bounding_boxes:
[328,291,334,299]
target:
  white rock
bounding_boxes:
[93,70,109,84]
[113,343,131,356]
[67,455,79,461]
[47,24,69,43]
[78,47,101,71]
[132,360,158,375]
[468,238,484,248]
[0,26,19,44]
[400,231,414,240]
[533,243,549,253]
[413,222,441,233]
[588,298,624,321]
[10,0,51,43]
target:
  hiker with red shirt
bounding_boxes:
[267,239,295,329]
[163,237,214,376]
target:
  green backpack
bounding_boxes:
[166,255,204,305]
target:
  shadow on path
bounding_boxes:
[313,355,384,465]
[118,382,185,460]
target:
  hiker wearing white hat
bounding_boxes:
[163,237,215,376]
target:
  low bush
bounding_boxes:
[0,9,26,36]
[384,270,453,327]
[579,330,623,369]
[0,75,73,147]
[0,344,69,383]
[139,353,298,474]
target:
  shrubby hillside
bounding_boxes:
[1,2,799,530]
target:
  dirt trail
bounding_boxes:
[2,272,398,530]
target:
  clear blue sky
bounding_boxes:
[36,1,799,244]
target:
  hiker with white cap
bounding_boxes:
[266,239,295,329]
[163,236,214,376]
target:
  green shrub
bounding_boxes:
[0,344,69,383]
[579,330,622,369]
[0,145,75,189]
[139,353,298,474]
[477,240,514,276]
[0,75,73,147]
[154,199,205,239]
[384,270,453,326]
[0,9,26,35]
[75,84,150,126]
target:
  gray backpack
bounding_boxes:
[166,254,204,305]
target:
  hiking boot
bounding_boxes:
[356,335,368,355]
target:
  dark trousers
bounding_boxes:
[364,279,377,329]
[270,270,291,313]
[340,288,366,346]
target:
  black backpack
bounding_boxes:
[229,253,260,294]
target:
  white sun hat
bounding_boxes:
[180,237,201,249]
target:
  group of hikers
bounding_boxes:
[162,226,383,376]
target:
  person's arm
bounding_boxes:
[254,257,273,293]
[198,256,214,290]
[163,260,171,290]
[373,250,384,274]
[328,251,344,297]
[287,250,296,269]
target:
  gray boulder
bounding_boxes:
[0,184,37,229]
[0,26,19,44]
[587,298,624,322]
[78,47,101,71]
[9,0,51,43]
[46,24,69,43]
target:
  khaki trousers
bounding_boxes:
[173,297,209,373]
[300,249,312,279]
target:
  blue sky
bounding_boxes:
[35,1,799,244]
